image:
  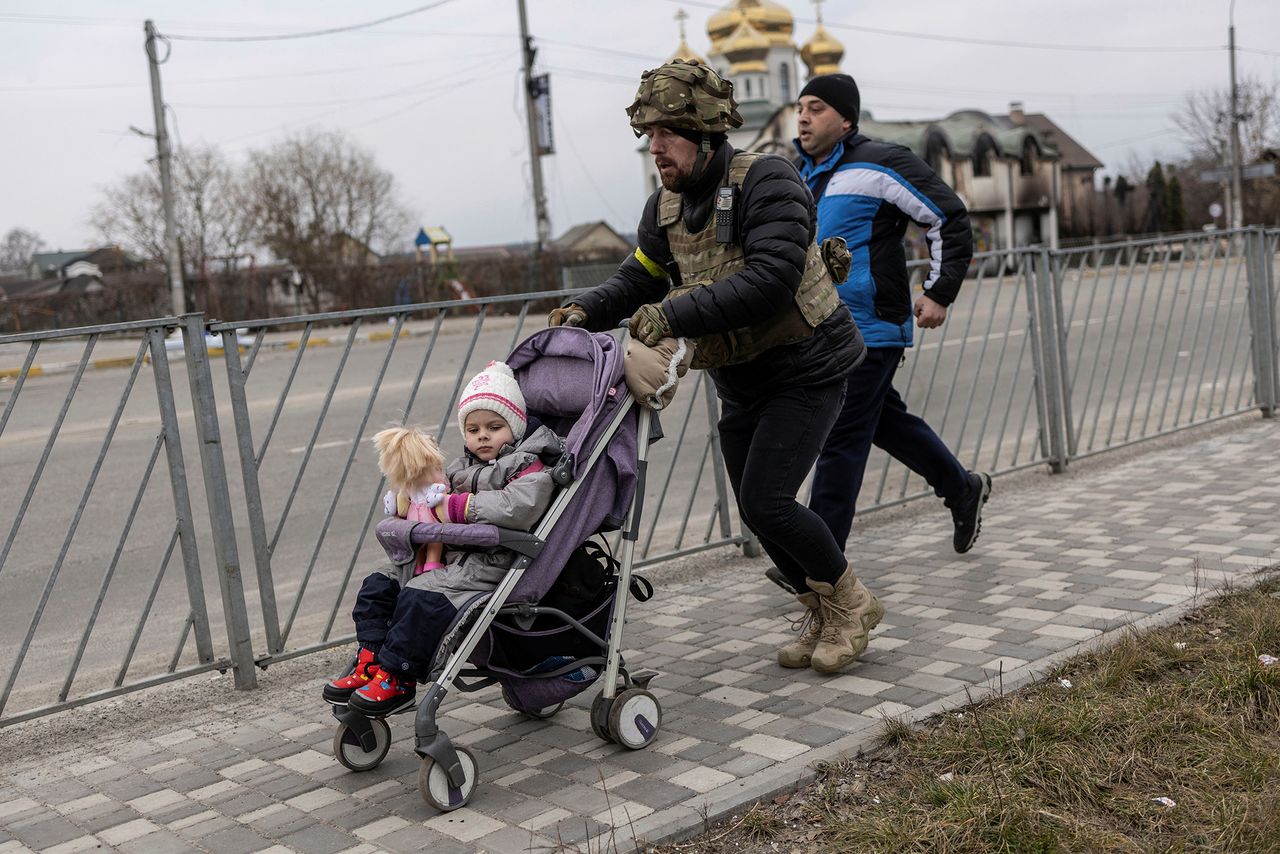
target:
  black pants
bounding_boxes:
[351,572,457,680]
[717,378,848,591]
[809,347,970,551]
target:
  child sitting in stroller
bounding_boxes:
[323,360,562,715]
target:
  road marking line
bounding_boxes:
[288,440,348,454]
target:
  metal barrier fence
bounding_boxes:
[1,226,1276,725]
[0,318,233,725]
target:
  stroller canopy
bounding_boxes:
[504,327,639,603]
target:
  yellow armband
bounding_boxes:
[634,247,666,279]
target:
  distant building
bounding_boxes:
[551,220,630,257]
[29,246,145,279]
[645,2,1107,250]
[3,245,148,305]
[29,250,92,280]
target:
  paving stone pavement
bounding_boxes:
[2,420,1279,853]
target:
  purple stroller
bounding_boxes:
[330,327,662,811]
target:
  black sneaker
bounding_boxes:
[946,472,992,554]
[764,565,799,595]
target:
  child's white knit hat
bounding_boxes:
[457,361,527,442]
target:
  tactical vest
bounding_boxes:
[656,150,841,370]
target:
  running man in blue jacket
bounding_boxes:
[790,73,992,577]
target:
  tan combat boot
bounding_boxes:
[806,567,885,673]
[777,592,824,668]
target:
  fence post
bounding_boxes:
[1031,247,1070,472]
[1245,227,1278,418]
[221,331,282,656]
[1047,248,1076,457]
[147,327,216,665]
[181,314,258,688]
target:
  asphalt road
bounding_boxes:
[0,252,1268,717]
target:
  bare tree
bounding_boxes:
[0,227,46,274]
[1175,75,1280,165]
[1173,76,1280,225]
[91,143,254,279]
[244,129,410,311]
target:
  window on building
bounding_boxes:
[925,133,948,175]
[1020,138,1039,176]
[744,77,752,98]
[779,62,791,102]
[973,136,994,178]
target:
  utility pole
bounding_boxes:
[1227,1,1245,231]
[517,0,551,264]
[144,20,186,316]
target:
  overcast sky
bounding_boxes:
[2,0,1278,254]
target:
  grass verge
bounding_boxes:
[649,570,1280,853]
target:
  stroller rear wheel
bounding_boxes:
[607,688,661,750]
[333,718,391,772]
[590,693,615,743]
[418,746,478,812]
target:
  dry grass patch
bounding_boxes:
[650,573,1280,853]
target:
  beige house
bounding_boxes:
[551,221,630,257]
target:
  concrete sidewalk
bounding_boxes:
[2,419,1278,854]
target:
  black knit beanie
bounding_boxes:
[798,73,860,125]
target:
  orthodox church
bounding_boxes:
[645,1,1107,250]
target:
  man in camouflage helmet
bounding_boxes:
[549,60,884,674]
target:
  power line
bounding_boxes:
[661,0,1225,54]
[0,53,495,93]
[4,6,1274,57]
[1091,127,1181,150]
[543,66,637,85]
[160,0,461,43]
[537,37,656,62]
[172,47,510,109]
[214,56,515,147]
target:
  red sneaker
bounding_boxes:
[322,647,378,705]
[349,666,416,715]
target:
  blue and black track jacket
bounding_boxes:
[794,131,973,348]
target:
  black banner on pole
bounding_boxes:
[531,73,554,155]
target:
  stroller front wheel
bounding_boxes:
[333,718,391,772]
[607,688,661,750]
[419,746,478,812]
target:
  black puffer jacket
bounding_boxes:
[574,143,863,398]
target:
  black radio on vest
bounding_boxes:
[714,185,737,245]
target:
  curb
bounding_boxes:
[0,328,426,381]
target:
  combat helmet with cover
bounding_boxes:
[627,59,743,184]
[626,58,743,137]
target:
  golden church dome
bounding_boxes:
[668,8,708,65]
[708,0,794,52]
[800,23,844,77]
[668,37,708,65]
[722,18,770,74]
